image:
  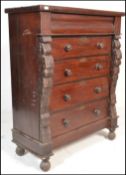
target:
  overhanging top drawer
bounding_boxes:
[41,13,114,35]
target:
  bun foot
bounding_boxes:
[108,132,116,140]
[40,158,51,171]
[16,146,25,156]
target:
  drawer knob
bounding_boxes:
[97,42,104,49]
[94,109,101,116]
[64,69,72,77]
[63,119,70,128]
[64,94,71,101]
[95,87,102,93]
[95,63,103,70]
[64,44,72,52]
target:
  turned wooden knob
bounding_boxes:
[63,119,70,128]
[94,109,101,116]
[64,94,71,101]
[64,69,72,77]
[95,87,102,93]
[95,63,103,70]
[64,44,72,52]
[97,42,104,49]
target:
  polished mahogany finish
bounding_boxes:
[53,118,108,148]
[50,14,114,35]
[52,36,112,60]
[50,77,109,111]
[50,98,109,137]
[5,5,124,171]
[53,55,110,84]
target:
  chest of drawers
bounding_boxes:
[5,5,125,171]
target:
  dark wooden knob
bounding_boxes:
[94,109,101,116]
[95,63,103,70]
[97,42,104,49]
[64,69,72,77]
[63,119,70,128]
[95,87,102,93]
[64,44,72,52]
[64,94,71,101]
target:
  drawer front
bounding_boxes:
[52,36,112,60]
[53,118,108,148]
[51,14,114,35]
[54,55,111,84]
[50,77,109,112]
[50,99,109,137]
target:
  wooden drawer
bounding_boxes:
[50,77,109,112]
[50,98,109,137]
[53,118,109,148]
[53,55,111,84]
[51,14,114,35]
[52,36,112,60]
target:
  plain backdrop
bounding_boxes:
[1,1,125,174]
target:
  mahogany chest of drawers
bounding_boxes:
[5,5,125,171]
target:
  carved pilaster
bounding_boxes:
[37,36,54,145]
[109,35,122,132]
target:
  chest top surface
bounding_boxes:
[5,5,125,16]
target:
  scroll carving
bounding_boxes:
[109,35,122,132]
[37,36,54,144]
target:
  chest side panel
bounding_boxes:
[9,12,41,140]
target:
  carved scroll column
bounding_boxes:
[109,35,122,132]
[37,36,54,145]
